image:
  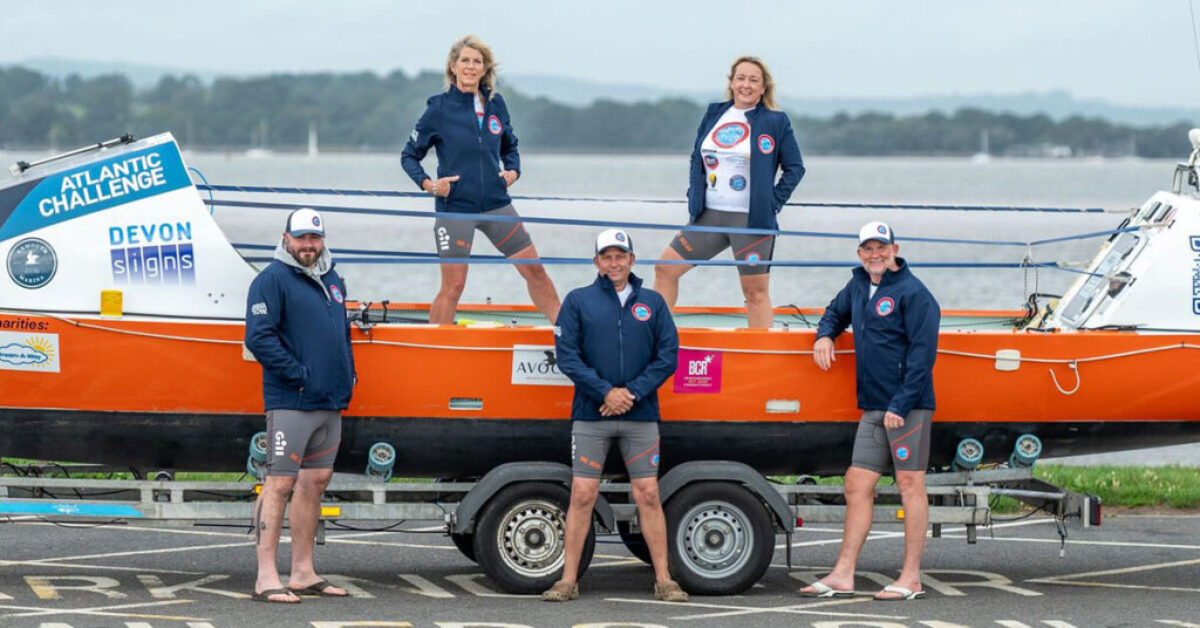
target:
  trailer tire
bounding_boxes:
[473,482,593,594]
[666,482,774,595]
[617,521,653,565]
[450,533,476,563]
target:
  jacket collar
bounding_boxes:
[594,271,643,295]
[712,99,766,120]
[274,239,335,299]
[852,257,910,289]
[448,83,489,104]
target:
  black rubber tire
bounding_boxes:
[472,482,594,594]
[665,482,775,595]
[617,520,654,565]
[450,533,476,563]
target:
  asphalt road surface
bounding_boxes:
[1,513,1198,628]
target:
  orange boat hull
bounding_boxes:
[3,310,1199,475]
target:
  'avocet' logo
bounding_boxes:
[632,303,652,321]
[876,297,895,316]
[712,122,749,148]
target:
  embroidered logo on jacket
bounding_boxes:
[632,303,652,321]
[758,134,775,154]
[875,297,895,316]
[330,284,344,304]
[488,115,502,135]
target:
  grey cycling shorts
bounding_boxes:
[434,204,533,259]
[571,420,661,479]
[668,208,775,276]
[850,409,934,473]
[265,409,342,477]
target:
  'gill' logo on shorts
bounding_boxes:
[274,431,287,457]
[876,297,895,316]
[488,115,502,135]
[632,303,652,321]
[894,445,910,461]
[758,134,775,154]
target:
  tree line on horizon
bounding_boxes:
[0,65,1192,158]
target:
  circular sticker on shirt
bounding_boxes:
[894,445,911,461]
[488,115,502,135]
[632,303,652,321]
[729,174,747,191]
[7,238,58,289]
[876,297,895,316]
[712,122,749,148]
[703,153,719,170]
[758,134,775,154]
[330,284,345,304]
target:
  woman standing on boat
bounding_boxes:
[654,56,805,328]
[401,35,560,324]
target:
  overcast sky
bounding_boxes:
[4,1,1200,107]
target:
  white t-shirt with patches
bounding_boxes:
[700,106,753,213]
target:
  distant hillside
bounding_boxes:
[0,65,1192,158]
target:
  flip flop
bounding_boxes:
[288,579,348,597]
[874,584,925,601]
[798,581,855,598]
[252,587,301,604]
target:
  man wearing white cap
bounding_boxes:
[544,228,687,603]
[245,208,355,603]
[799,221,940,602]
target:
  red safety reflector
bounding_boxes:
[795,517,804,527]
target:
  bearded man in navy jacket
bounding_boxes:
[800,221,940,602]
[244,208,356,603]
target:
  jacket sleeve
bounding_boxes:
[497,95,521,176]
[625,297,679,401]
[686,111,712,207]
[342,276,357,382]
[400,97,438,188]
[887,289,941,416]
[772,115,806,211]
[815,282,853,341]
[245,272,307,388]
[554,293,613,402]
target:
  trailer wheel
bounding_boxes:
[450,533,476,563]
[617,521,653,565]
[665,482,774,595]
[473,482,594,594]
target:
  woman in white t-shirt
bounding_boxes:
[654,56,806,328]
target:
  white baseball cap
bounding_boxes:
[858,221,894,246]
[595,228,633,254]
[286,208,325,237]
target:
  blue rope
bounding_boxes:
[195,184,1106,213]
[208,197,1131,248]
[188,168,215,215]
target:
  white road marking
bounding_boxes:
[0,599,201,621]
[605,596,906,621]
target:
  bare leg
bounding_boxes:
[800,466,880,593]
[287,467,347,595]
[428,263,468,324]
[738,273,773,329]
[630,477,672,583]
[878,469,927,597]
[559,476,600,584]
[254,475,299,602]
[653,245,694,309]
[509,245,561,324]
